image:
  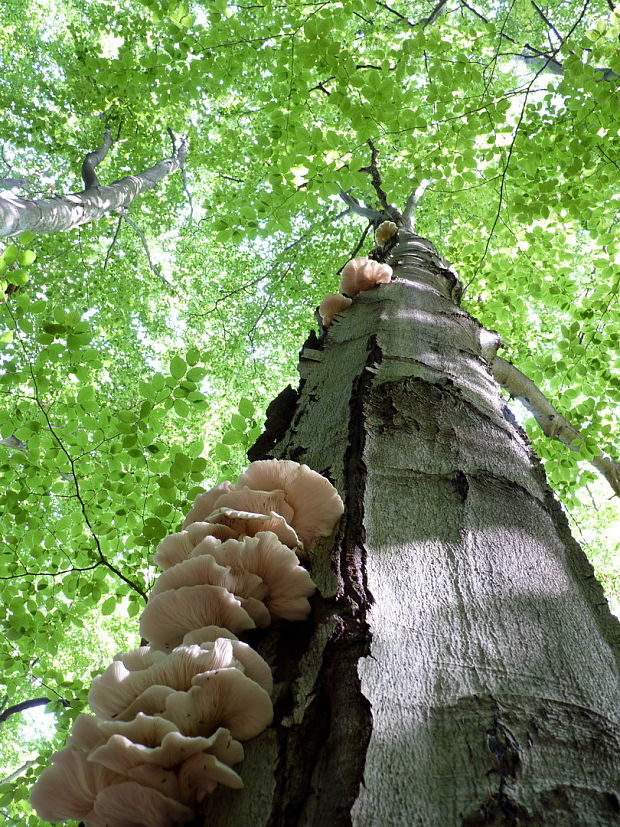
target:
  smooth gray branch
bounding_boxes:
[338,189,385,223]
[491,355,620,497]
[0,134,189,237]
[402,179,434,230]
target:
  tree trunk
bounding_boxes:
[201,231,620,826]
[0,142,186,237]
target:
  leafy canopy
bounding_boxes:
[0,0,618,823]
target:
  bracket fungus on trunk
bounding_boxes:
[374,219,398,246]
[339,256,393,297]
[318,292,353,327]
[31,459,343,826]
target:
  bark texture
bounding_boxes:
[0,141,187,237]
[200,231,620,826]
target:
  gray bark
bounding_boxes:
[0,140,187,238]
[200,231,620,825]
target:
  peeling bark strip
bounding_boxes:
[0,135,187,237]
[204,231,620,826]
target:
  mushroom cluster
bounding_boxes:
[31,459,343,826]
[339,256,393,297]
[318,244,396,330]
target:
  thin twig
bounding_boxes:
[119,210,173,288]
[103,214,123,270]
[530,0,562,43]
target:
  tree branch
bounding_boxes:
[1,132,189,237]
[359,139,391,213]
[491,356,620,498]
[167,128,193,220]
[530,0,562,43]
[402,178,434,230]
[1,760,37,785]
[81,130,113,189]
[461,0,616,80]
[338,189,384,223]
[0,696,70,724]
[0,434,27,453]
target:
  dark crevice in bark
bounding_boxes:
[461,795,532,826]
[248,385,300,461]
[264,337,379,826]
[337,335,381,612]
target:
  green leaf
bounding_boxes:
[2,245,18,265]
[222,429,243,445]
[170,355,186,379]
[186,347,201,365]
[174,398,190,417]
[231,413,247,431]
[239,397,255,417]
[186,366,207,382]
[101,597,116,615]
[214,442,231,460]
[19,249,37,267]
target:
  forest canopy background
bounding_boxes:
[0,0,618,824]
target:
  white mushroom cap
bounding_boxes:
[139,585,255,651]
[89,640,251,719]
[30,745,123,822]
[182,482,236,528]
[181,626,238,646]
[112,684,177,723]
[150,554,266,603]
[338,256,392,296]
[66,714,107,751]
[178,750,244,801]
[375,220,398,246]
[318,293,353,327]
[205,506,301,550]
[165,668,273,740]
[87,780,193,826]
[236,460,344,550]
[181,632,273,693]
[214,486,295,525]
[356,259,392,291]
[212,532,316,622]
[153,525,228,571]
[113,647,167,672]
[91,716,244,774]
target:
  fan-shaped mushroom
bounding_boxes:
[375,220,398,246]
[318,293,353,327]
[139,585,255,651]
[212,532,316,621]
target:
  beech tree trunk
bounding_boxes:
[201,231,620,826]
